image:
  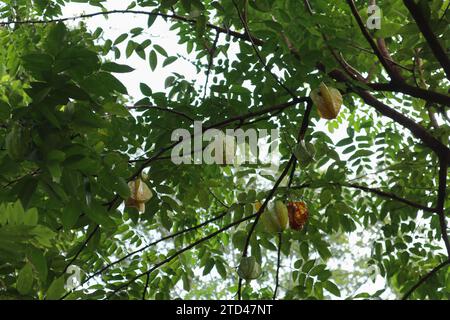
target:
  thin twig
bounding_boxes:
[237,100,313,299]
[142,273,150,300]
[106,212,259,298]
[435,158,450,256]
[60,209,230,299]
[273,232,282,300]
[203,31,220,101]
[127,105,194,122]
[402,259,450,300]
[0,10,264,45]
[231,0,297,100]
[403,0,450,79]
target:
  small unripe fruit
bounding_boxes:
[237,256,261,281]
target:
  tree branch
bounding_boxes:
[289,181,436,213]
[237,100,313,299]
[436,158,450,256]
[368,82,450,107]
[0,9,264,46]
[327,68,450,160]
[231,0,297,100]
[403,0,450,80]
[127,105,195,121]
[60,209,230,299]
[273,232,282,300]
[346,0,403,82]
[106,212,259,298]
[402,259,450,300]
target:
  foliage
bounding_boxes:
[0,0,449,300]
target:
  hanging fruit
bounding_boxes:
[126,177,153,212]
[260,200,288,233]
[287,201,309,231]
[237,256,261,281]
[310,82,343,120]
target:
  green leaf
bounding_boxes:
[153,44,168,57]
[101,62,134,73]
[28,248,48,283]
[114,33,128,45]
[149,50,158,71]
[16,263,34,295]
[163,56,177,67]
[323,280,341,297]
[140,83,153,96]
[103,102,130,117]
[85,203,115,228]
[46,276,66,300]
[61,200,80,230]
[203,258,215,276]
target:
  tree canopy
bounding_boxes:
[0,0,449,300]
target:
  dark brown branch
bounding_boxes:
[128,105,195,121]
[60,209,230,299]
[142,273,150,300]
[202,31,220,101]
[368,83,450,107]
[273,232,282,300]
[327,68,450,160]
[237,156,295,299]
[403,0,450,80]
[346,0,403,82]
[231,0,297,100]
[0,10,264,46]
[289,181,436,213]
[237,100,313,299]
[436,158,450,256]
[106,212,259,298]
[402,259,450,300]
[129,97,309,181]
[62,225,99,274]
[345,183,436,213]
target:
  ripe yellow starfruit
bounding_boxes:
[126,177,153,212]
[260,200,289,233]
[310,82,343,120]
[287,201,309,231]
[237,256,261,281]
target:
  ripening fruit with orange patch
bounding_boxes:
[287,201,309,231]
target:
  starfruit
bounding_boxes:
[287,201,309,231]
[310,82,343,120]
[260,200,288,233]
[126,177,153,212]
[237,256,261,281]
